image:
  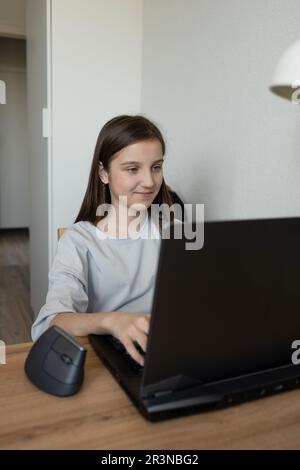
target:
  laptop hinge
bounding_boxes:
[142,374,204,399]
[154,389,173,398]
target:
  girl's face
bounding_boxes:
[99,139,164,210]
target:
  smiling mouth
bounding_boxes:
[134,192,154,195]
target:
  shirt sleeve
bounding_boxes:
[31,230,89,341]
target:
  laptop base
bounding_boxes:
[89,334,300,422]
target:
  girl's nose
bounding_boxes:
[141,171,155,189]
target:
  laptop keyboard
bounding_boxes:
[106,335,144,374]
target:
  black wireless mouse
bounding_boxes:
[24,325,86,396]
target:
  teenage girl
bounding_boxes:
[32,115,174,366]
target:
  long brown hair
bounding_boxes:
[75,115,173,225]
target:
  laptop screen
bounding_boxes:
[143,217,300,387]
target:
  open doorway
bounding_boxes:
[0,35,33,344]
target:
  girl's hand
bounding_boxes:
[107,312,150,366]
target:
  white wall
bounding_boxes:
[26,0,49,313]
[26,0,143,314]
[49,0,143,260]
[0,37,29,228]
[0,0,26,38]
[142,0,300,221]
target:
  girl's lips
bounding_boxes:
[133,192,154,199]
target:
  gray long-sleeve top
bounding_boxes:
[31,217,161,341]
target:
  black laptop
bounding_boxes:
[89,217,300,421]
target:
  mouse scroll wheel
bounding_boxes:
[60,353,73,365]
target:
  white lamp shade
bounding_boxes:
[270,38,300,101]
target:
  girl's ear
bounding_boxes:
[98,161,109,185]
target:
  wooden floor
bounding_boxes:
[0,228,34,344]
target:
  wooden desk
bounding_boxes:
[1,339,300,450]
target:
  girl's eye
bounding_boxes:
[126,165,162,173]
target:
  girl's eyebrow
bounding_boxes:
[120,158,164,166]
